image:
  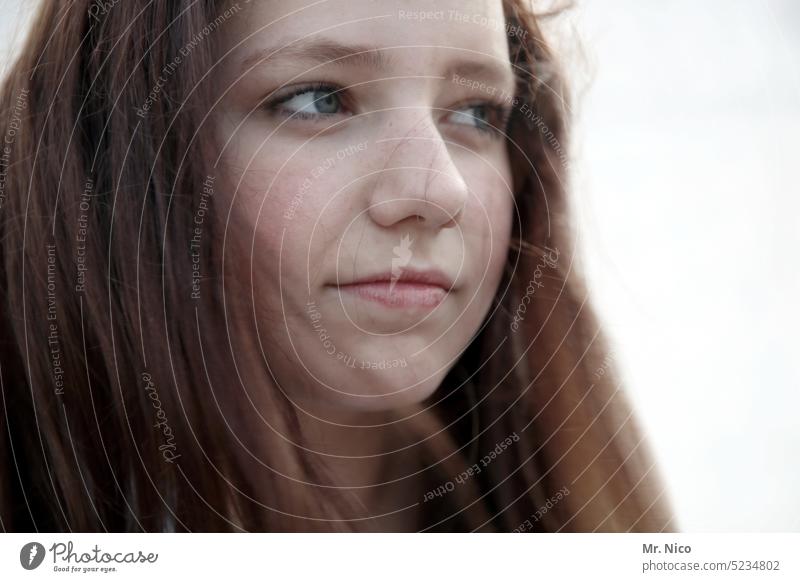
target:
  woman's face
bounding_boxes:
[215,0,515,415]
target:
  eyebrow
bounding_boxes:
[239,38,517,94]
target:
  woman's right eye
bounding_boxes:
[268,84,346,119]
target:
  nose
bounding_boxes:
[367,113,468,230]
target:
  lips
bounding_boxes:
[336,268,454,291]
[329,268,454,309]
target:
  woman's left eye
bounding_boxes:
[450,105,490,128]
[269,84,345,119]
[448,104,510,136]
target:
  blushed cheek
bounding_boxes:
[479,186,513,306]
[219,165,304,299]
[245,173,344,301]
[492,190,513,255]
[467,178,512,265]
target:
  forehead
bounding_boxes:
[224,0,512,71]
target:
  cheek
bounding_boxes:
[216,163,303,319]
[462,170,513,285]
[217,120,326,259]
[227,153,356,298]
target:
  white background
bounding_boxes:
[1,0,797,531]
[564,0,800,531]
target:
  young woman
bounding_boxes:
[0,0,675,532]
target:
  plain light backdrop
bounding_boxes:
[1,0,797,531]
[567,0,799,531]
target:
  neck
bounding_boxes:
[295,403,426,531]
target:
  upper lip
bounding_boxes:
[332,268,455,291]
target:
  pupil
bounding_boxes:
[315,90,338,113]
[474,106,488,127]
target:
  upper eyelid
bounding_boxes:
[268,84,510,114]
[270,83,345,105]
[265,85,512,136]
[262,86,511,148]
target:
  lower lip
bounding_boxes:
[334,282,448,308]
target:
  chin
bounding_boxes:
[308,364,449,415]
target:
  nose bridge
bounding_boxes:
[368,110,468,229]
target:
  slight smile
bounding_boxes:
[329,269,454,309]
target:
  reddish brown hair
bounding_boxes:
[0,0,675,532]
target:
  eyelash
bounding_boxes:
[268,81,346,120]
[265,82,514,138]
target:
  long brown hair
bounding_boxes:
[0,0,675,532]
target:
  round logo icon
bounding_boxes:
[19,542,46,570]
